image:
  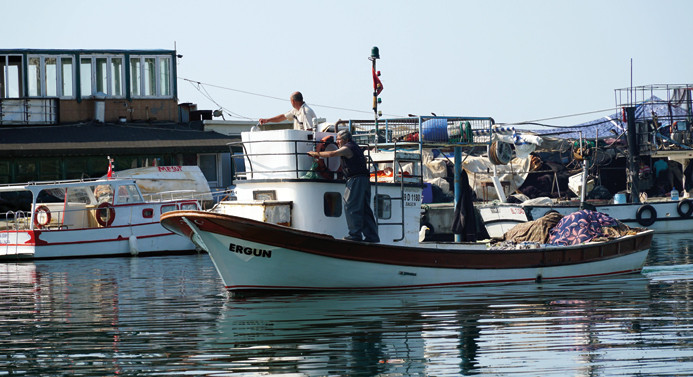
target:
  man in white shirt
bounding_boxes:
[259,91,317,130]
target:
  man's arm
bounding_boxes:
[308,145,353,159]
[259,114,288,125]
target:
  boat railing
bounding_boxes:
[0,210,27,231]
[142,190,204,202]
[347,116,495,150]
[1,205,99,231]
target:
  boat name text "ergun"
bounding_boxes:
[228,243,272,258]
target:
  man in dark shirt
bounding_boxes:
[308,130,379,242]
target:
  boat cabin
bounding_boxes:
[213,116,496,246]
[0,178,199,232]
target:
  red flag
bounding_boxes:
[372,67,383,96]
[107,157,113,179]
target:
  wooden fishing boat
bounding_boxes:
[159,117,654,292]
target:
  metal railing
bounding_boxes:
[0,97,58,125]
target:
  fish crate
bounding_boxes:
[347,116,495,147]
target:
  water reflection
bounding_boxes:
[200,277,660,376]
[0,235,692,375]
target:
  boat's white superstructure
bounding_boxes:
[0,177,200,259]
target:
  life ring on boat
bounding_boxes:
[489,141,512,165]
[315,135,340,179]
[96,202,116,227]
[635,204,657,227]
[677,199,693,218]
[33,205,51,228]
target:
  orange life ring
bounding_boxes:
[34,205,51,228]
[96,202,116,227]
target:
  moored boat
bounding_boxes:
[0,177,201,259]
[160,117,654,292]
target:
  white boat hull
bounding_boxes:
[522,200,693,233]
[203,231,649,290]
[1,222,194,259]
[161,211,653,292]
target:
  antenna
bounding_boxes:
[630,58,633,106]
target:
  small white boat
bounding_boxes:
[160,118,654,293]
[479,197,693,238]
[0,177,201,259]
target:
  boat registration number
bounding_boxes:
[403,189,422,207]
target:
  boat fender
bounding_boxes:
[677,199,693,218]
[34,205,52,228]
[636,204,657,227]
[96,202,116,227]
[129,235,139,256]
[316,135,338,180]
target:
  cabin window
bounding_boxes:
[323,192,342,217]
[116,184,144,204]
[181,203,198,210]
[66,187,93,205]
[253,190,276,201]
[375,194,391,219]
[142,208,154,218]
[161,204,178,214]
[80,58,92,98]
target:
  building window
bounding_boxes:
[130,55,173,98]
[27,55,75,98]
[198,154,219,187]
[28,57,40,96]
[159,57,171,96]
[80,58,92,98]
[61,58,73,97]
[81,55,124,98]
[130,58,141,96]
[95,57,107,94]
[111,58,123,97]
[0,55,22,98]
[45,58,57,96]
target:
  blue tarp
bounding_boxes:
[534,97,690,140]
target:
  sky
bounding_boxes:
[6,0,693,128]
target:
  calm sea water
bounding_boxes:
[1,234,693,376]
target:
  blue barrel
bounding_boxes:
[421,118,448,142]
[614,193,626,204]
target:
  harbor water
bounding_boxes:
[1,233,693,376]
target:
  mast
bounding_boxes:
[369,46,382,149]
